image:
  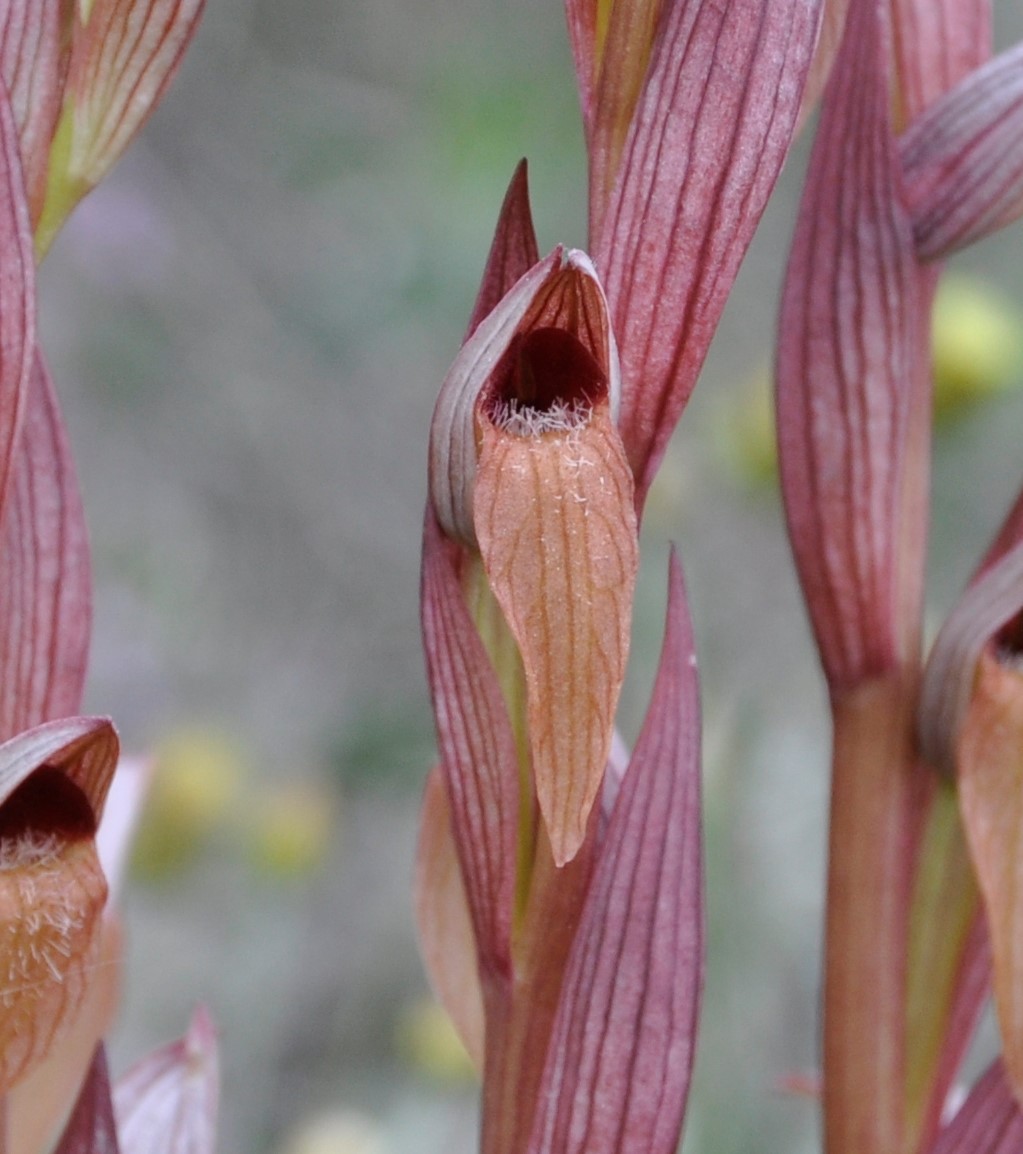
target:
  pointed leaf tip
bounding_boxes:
[466,161,540,340]
[53,1045,120,1154]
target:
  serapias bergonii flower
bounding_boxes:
[419,166,701,1154]
[0,716,119,1095]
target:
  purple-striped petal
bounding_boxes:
[526,550,702,1154]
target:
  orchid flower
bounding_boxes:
[418,0,822,1150]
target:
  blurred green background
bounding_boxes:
[36,2,1023,1152]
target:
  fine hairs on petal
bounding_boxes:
[0,831,61,871]
[489,398,593,438]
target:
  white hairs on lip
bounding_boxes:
[0,831,61,872]
[490,398,593,438]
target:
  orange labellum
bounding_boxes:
[0,834,107,1092]
[473,399,637,867]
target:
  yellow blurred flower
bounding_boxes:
[246,781,336,878]
[280,1109,386,1154]
[932,274,1023,416]
[395,997,476,1084]
[132,726,245,876]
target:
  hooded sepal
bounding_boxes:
[928,1061,1023,1154]
[776,0,926,691]
[0,351,90,742]
[597,0,821,508]
[113,1007,219,1154]
[36,0,205,255]
[420,509,519,979]
[901,41,1023,261]
[525,551,702,1154]
[0,715,118,1092]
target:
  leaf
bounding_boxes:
[52,1045,120,1154]
[795,0,849,132]
[526,550,702,1154]
[775,0,926,690]
[901,41,1023,261]
[420,509,519,979]
[414,764,486,1070]
[889,0,990,127]
[466,160,540,341]
[584,0,661,245]
[928,1060,1023,1154]
[114,1008,219,1154]
[597,0,821,507]
[563,0,601,131]
[0,352,91,743]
